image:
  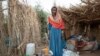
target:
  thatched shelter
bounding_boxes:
[60,0,100,43]
[0,0,41,56]
[8,0,41,55]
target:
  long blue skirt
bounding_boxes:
[48,24,66,56]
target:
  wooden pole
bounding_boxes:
[87,24,90,37]
[84,25,87,33]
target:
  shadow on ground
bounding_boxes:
[80,50,100,56]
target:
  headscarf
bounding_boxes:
[48,7,65,29]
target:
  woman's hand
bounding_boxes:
[61,31,64,36]
[48,30,50,40]
[61,30,67,40]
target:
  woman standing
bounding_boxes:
[48,6,66,56]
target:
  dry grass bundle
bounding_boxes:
[0,0,41,56]
[0,1,7,56]
[60,0,100,22]
[8,0,41,55]
[59,0,100,38]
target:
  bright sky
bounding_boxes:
[2,1,8,16]
[20,0,81,12]
[2,0,82,14]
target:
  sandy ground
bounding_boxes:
[80,50,100,56]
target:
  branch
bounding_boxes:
[0,8,8,12]
[0,0,6,1]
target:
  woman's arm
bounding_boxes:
[61,29,66,40]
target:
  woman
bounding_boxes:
[48,6,66,56]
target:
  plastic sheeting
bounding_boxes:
[63,49,79,56]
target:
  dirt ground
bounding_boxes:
[80,50,100,56]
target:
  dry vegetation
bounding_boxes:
[0,0,41,56]
[59,0,100,40]
[0,0,100,56]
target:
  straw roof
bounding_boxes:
[58,0,100,38]
[60,0,100,24]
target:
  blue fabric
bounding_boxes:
[48,23,66,56]
[70,35,75,39]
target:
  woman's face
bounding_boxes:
[51,7,57,16]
